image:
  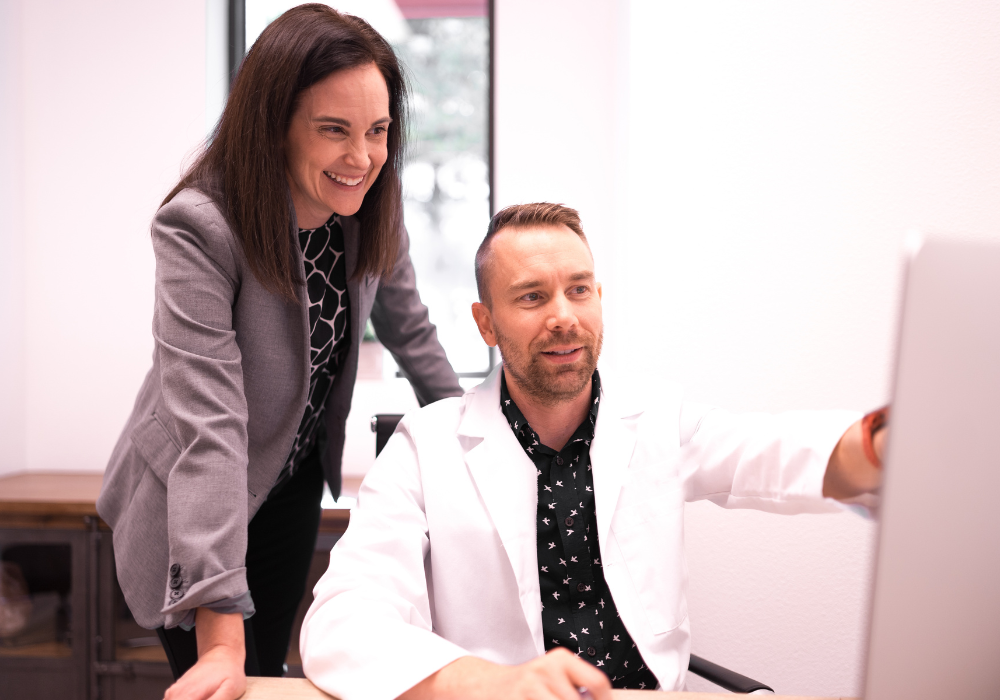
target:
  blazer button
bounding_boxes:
[169,589,184,600]
[587,646,596,657]
[169,577,183,590]
[169,564,180,577]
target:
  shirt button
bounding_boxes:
[564,517,574,527]
[577,582,586,593]
[587,646,597,657]
[169,577,183,590]
[169,589,184,600]
[555,456,564,466]
[169,564,180,577]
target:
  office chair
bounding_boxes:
[371,414,774,695]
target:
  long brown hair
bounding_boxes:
[163,4,407,299]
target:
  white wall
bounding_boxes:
[0,0,208,476]
[621,1,1000,696]
[0,0,27,476]
[497,0,1000,696]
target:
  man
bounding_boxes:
[300,203,884,700]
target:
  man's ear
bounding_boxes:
[471,302,497,347]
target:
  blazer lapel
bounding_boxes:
[590,376,643,547]
[459,366,545,655]
[341,216,380,354]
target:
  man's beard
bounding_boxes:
[495,325,603,406]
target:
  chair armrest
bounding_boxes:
[688,654,774,694]
[371,414,405,457]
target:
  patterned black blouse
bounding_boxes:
[273,215,351,491]
[500,371,658,690]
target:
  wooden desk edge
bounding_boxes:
[241,677,854,700]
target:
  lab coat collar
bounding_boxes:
[457,364,645,654]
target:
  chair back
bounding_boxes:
[371,414,404,457]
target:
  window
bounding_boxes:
[237,0,495,376]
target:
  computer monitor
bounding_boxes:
[863,235,1000,699]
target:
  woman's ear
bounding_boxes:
[471,302,497,347]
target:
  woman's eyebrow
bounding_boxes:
[312,116,393,126]
[314,116,351,126]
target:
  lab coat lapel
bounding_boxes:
[459,366,545,655]
[591,376,643,546]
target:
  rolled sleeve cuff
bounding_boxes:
[161,567,250,629]
[173,590,256,632]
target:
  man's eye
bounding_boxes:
[522,292,540,302]
[572,286,588,294]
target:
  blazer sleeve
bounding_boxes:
[368,225,463,406]
[300,420,469,700]
[151,195,253,627]
[675,403,861,513]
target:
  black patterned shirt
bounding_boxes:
[500,370,657,690]
[273,215,351,491]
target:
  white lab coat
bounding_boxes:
[301,366,858,700]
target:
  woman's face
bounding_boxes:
[285,63,391,229]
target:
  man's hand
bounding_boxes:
[163,608,246,700]
[399,648,613,700]
[824,418,888,500]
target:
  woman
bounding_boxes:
[97,5,462,698]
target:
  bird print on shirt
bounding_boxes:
[500,371,658,691]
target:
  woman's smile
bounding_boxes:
[324,170,366,187]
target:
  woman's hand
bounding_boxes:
[164,609,246,700]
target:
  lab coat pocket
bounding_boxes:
[131,412,182,485]
[610,489,687,635]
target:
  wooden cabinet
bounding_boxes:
[0,473,349,700]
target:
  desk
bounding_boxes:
[0,472,351,700]
[242,677,853,700]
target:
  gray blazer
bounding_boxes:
[97,188,462,629]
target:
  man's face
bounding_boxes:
[472,224,603,405]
